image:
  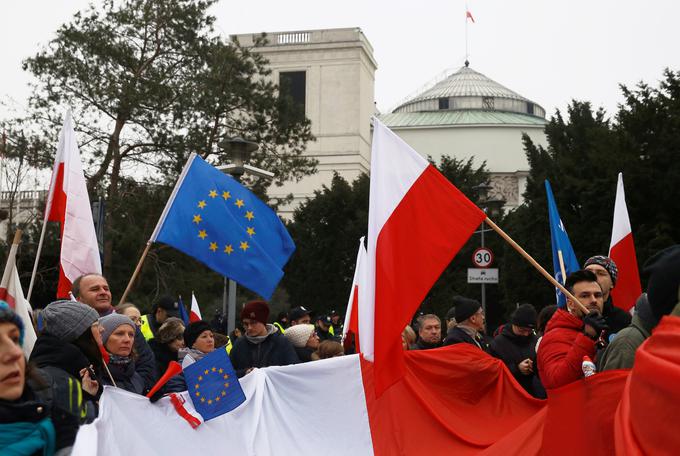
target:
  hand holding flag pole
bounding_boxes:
[483,217,590,315]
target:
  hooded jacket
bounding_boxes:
[536,309,596,390]
[489,324,539,395]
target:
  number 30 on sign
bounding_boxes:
[472,247,494,268]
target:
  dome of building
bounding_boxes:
[384,64,546,125]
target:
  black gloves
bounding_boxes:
[583,311,609,340]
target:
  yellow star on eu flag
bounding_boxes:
[240,241,249,251]
[246,227,255,237]
[245,211,254,221]
[209,242,218,252]
[192,214,202,224]
[222,191,231,200]
[198,230,207,240]
[209,189,218,198]
[224,244,234,255]
[198,200,207,209]
[235,199,244,208]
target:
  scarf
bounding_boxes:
[0,419,56,456]
[245,324,277,345]
[179,347,209,363]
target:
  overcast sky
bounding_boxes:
[2,0,679,121]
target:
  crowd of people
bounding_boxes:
[2,245,679,454]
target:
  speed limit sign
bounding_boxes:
[472,247,494,268]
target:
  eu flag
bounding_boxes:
[150,153,295,299]
[545,180,580,307]
[183,347,245,421]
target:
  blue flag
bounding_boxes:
[150,153,295,299]
[545,180,580,307]
[177,296,190,326]
[183,347,245,421]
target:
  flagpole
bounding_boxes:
[1,230,23,288]
[484,217,590,314]
[118,241,152,306]
[26,217,49,301]
[465,2,469,62]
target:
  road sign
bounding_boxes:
[472,247,494,268]
[467,268,499,284]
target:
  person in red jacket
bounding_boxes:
[537,270,608,390]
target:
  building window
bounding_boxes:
[482,96,495,110]
[526,102,534,115]
[438,98,449,110]
[279,71,306,111]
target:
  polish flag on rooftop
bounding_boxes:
[608,173,641,311]
[360,118,485,395]
[44,112,101,298]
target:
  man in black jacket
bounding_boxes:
[230,300,299,377]
[443,297,489,351]
[489,304,540,396]
[584,255,632,334]
[411,314,442,350]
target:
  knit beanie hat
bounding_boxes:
[42,300,99,342]
[643,245,680,321]
[241,300,270,325]
[184,321,212,349]
[0,301,24,346]
[453,296,482,323]
[99,313,136,345]
[584,255,618,286]
[511,304,537,329]
[284,324,315,348]
[157,317,185,344]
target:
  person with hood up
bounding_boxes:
[99,313,147,394]
[283,324,319,362]
[229,300,298,377]
[180,321,215,369]
[599,245,680,371]
[29,300,101,450]
[489,304,540,396]
[0,301,58,456]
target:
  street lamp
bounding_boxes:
[473,182,506,320]
[216,137,275,334]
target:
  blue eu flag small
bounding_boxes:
[150,153,296,299]
[184,347,245,421]
[545,180,580,307]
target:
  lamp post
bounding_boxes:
[473,183,505,318]
[217,136,260,334]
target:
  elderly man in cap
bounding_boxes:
[229,300,299,377]
[584,255,631,334]
[289,306,312,326]
[489,304,540,396]
[443,296,489,351]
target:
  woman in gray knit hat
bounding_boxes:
[98,313,147,395]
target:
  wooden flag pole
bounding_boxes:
[483,217,590,315]
[117,242,152,307]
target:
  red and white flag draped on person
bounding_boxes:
[0,233,37,357]
[342,237,366,353]
[360,118,486,395]
[608,173,641,311]
[43,112,101,298]
[190,292,202,323]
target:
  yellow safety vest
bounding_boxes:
[225,337,233,355]
[273,322,286,334]
[140,314,154,341]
